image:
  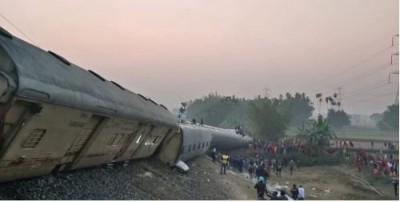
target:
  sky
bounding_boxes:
[0,0,398,115]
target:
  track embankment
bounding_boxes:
[0,155,254,200]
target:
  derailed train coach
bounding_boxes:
[0,27,183,183]
[0,26,253,183]
[206,125,253,150]
[175,123,253,172]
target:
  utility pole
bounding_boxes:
[389,34,399,104]
[389,71,399,104]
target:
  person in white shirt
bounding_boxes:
[298,185,305,200]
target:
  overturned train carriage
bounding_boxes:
[175,123,253,172]
[0,27,183,183]
[205,125,253,151]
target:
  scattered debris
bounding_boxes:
[144,172,153,178]
[348,173,383,197]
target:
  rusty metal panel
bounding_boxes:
[29,153,51,169]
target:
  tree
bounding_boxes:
[370,113,383,127]
[185,93,248,128]
[248,98,288,141]
[296,115,336,155]
[377,104,399,130]
[327,109,351,128]
[279,92,314,127]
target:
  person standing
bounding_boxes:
[291,184,299,200]
[248,164,255,179]
[298,185,305,200]
[276,162,282,177]
[255,165,262,179]
[289,159,295,176]
[261,166,269,184]
[392,178,399,196]
[220,154,229,174]
[254,176,267,200]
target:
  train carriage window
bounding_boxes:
[202,143,205,148]
[181,146,185,154]
[188,145,191,152]
[21,129,46,148]
[198,143,200,149]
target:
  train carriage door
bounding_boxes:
[56,114,106,171]
[112,122,140,161]
[128,124,154,159]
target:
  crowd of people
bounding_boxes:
[353,150,398,176]
[254,176,305,200]
[248,138,306,155]
[213,148,305,200]
[352,150,399,196]
[213,136,399,199]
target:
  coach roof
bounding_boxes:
[0,27,177,127]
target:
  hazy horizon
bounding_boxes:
[1,0,398,116]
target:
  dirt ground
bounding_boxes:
[265,165,398,200]
[223,162,399,200]
[0,154,397,200]
[182,155,400,200]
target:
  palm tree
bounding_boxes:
[296,115,336,155]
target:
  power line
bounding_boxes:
[316,63,392,95]
[0,13,37,46]
[304,45,393,91]
[342,79,389,99]
[345,91,397,106]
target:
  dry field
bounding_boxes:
[228,163,399,200]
